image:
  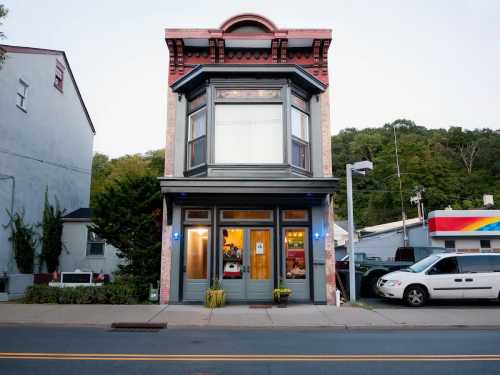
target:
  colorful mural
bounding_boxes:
[429,216,500,233]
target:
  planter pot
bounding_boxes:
[278,293,290,308]
[204,289,225,308]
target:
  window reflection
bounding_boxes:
[186,228,209,279]
[222,228,244,279]
[285,229,306,279]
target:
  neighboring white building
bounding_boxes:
[0,45,95,275]
[61,208,123,279]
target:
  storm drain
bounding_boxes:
[110,322,167,332]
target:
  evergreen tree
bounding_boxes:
[40,190,64,273]
[90,175,162,299]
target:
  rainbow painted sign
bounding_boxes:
[428,211,500,236]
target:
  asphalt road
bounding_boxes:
[1,326,500,375]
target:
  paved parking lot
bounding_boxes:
[359,297,500,309]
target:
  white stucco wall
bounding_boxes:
[60,221,123,278]
[0,50,94,273]
[430,237,500,251]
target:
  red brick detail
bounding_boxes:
[320,89,332,177]
[324,195,336,305]
[167,39,176,72]
[160,217,172,304]
[164,89,176,176]
[313,39,321,75]
[280,39,288,63]
[175,39,184,73]
[321,40,330,74]
[271,39,279,64]
[209,39,216,64]
[217,39,225,63]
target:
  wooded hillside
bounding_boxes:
[332,120,500,226]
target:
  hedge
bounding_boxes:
[24,284,138,304]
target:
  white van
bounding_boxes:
[377,253,500,307]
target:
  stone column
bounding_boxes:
[320,89,336,305]
[159,88,177,304]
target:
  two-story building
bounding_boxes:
[0,45,94,290]
[158,14,337,304]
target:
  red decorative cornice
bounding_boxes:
[271,39,279,64]
[280,39,288,64]
[312,39,321,75]
[175,39,184,72]
[164,14,332,86]
[217,39,225,64]
[209,39,216,64]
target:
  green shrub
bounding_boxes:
[24,284,138,304]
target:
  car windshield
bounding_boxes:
[408,255,440,273]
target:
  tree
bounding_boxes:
[90,175,162,300]
[40,190,65,273]
[0,4,8,67]
[90,150,164,206]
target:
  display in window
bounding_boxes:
[285,229,306,279]
[222,228,244,279]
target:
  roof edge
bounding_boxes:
[0,44,96,135]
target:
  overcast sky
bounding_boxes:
[2,0,499,157]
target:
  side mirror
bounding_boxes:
[428,267,438,275]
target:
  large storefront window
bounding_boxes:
[215,104,283,164]
[185,228,209,279]
[284,229,306,279]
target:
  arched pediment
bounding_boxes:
[220,13,277,33]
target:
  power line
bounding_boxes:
[0,148,90,175]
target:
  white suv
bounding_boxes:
[377,253,500,307]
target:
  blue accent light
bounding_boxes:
[173,232,180,240]
[313,232,320,240]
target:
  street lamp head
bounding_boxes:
[352,160,373,174]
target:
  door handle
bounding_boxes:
[465,278,473,282]
[183,265,186,272]
[454,278,462,282]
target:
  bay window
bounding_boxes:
[215,104,283,164]
[187,93,207,169]
[291,94,310,170]
[184,86,313,173]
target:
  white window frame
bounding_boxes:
[86,230,105,257]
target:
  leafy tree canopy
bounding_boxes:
[332,121,500,227]
[90,150,164,205]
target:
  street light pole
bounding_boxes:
[346,164,356,302]
[345,160,373,303]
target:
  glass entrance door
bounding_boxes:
[283,227,310,301]
[221,227,273,302]
[183,227,210,302]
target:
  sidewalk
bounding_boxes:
[1,303,500,329]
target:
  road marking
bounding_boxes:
[0,353,500,362]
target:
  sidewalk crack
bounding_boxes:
[147,304,169,323]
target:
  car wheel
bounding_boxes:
[367,276,381,297]
[404,285,428,307]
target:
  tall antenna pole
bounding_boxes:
[393,125,408,246]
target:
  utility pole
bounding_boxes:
[393,125,408,246]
